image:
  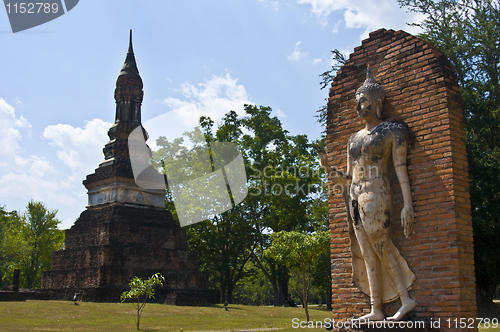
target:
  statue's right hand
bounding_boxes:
[315,143,325,155]
[315,145,329,168]
[315,144,351,184]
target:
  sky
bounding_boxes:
[0,0,425,229]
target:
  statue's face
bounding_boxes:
[355,92,375,119]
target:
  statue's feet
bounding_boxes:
[387,299,417,321]
[354,311,385,322]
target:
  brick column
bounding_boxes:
[327,29,477,331]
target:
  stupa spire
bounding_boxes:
[114,29,143,124]
[119,29,140,78]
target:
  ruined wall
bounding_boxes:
[326,29,476,328]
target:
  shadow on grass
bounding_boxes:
[211,304,245,311]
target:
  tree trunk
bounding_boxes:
[136,303,140,330]
[326,286,332,311]
[476,285,500,319]
[26,263,34,289]
[251,252,282,306]
[279,276,288,307]
[220,283,227,304]
[273,284,281,307]
[295,290,304,308]
[302,264,309,322]
[227,284,233,304]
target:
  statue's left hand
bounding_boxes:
[401,204,414,239]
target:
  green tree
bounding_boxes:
[152,112,256,304]
[304,190,332,310]
[17,201,64,289]
[153,104,325,306]
[120,273,165,330]
[186,205,255,304]
[266,231,329,322]
[239,105,324,306]
[399,0,500,304]
[310,244,333,310]
[0,207,26,288]
[194,111,256,304]
[233,261,274,305]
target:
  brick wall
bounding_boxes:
[327,29,477,330]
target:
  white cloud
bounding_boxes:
[150,73,251,146]
[42,119,111,172]
[287,41,308,62]
[39,118,112,228]
[313,58,323,64]
[0,172,77,208]
[0,98,32,169]
[0,98,80,226]
[297,0,424,38]
[258,0,282,11]
[0,75,250,229]
[13,97,25,108]
[297,0,342,18]
[30,156,54,178]
[331,20,341,34]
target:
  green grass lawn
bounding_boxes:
[0,301,498,332]
[0,301,333,332]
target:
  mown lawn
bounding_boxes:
[0,301,333,332]
[0,301,498,331]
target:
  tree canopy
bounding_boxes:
[153,104,329,305]
[0,201,64,289]
[267,230,330,321]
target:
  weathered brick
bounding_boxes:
[326,29,476,330]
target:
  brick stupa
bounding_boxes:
[41,31,218,305]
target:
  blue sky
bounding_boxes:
[0,0,424,229]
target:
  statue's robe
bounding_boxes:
[343,122,416,303]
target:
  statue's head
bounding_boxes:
[356,64,385,119]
